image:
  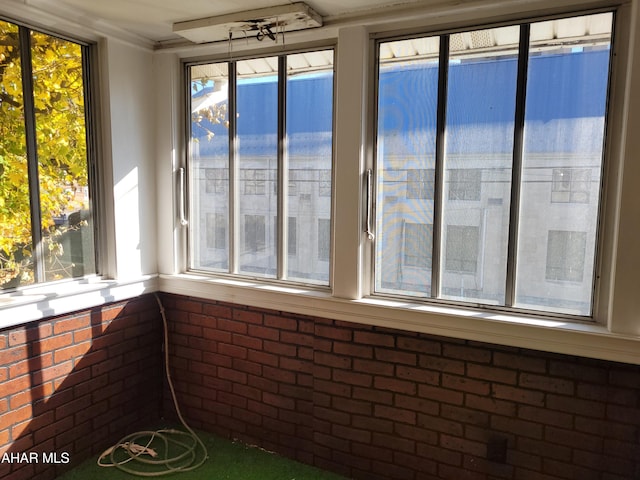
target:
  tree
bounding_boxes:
[0,20,92,288]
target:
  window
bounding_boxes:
[403,223,433,268]
[407,169,435,199]
[318,219,331,261]
[375,12,612,316]
[546,230,587,282]
[551,168,591,203]
[206,213,226,250]
[448,169,482,201]
[188,49,334,284]
[444,225,479,274]
[0,20,96,289]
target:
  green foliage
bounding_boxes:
[0,21,91,287]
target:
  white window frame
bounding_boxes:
[152,0,640,365]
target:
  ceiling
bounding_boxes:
[8,0,425,45]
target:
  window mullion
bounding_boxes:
[505,24,530,307]
[431,34,450,299]
[229,61,239,274]
[277,55,288,280]
[19,27,45,283]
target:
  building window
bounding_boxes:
[206,213,226,249]
[407,169,435,199]
[546,230,587,282]
[403,223,433,268]
[243,215,266,253]
[448,169,482,201]
[318,219,331,261]
[375,12,612,316]
[444,225,479,273]
[188,49,334,284]
[551,168,591,204]
[0,19,96,289]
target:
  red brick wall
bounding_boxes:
[0,295,162,480]
[162,293,640,480]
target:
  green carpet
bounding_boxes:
[57,428,347,480]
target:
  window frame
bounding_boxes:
[369,8,615,320]
[0,16,100,291]
[185,46,336,287]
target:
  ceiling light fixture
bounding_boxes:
[173,2,322,44]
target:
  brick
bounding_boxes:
[232,309,263,324]
[333,369,372,387]
[397,365,439,385]
[353,331,395,347]
[315,351,351,369]
[374,405,416,425]
[397,336,441,355]
[352,386,393,405]
[491,384,545,406]
[465,393,516,416]
[216,318,247,334]
[545,426,603,453]
[519,373,574,395]
[374,376,417,395]
[418,384,464,406]
[395,394,439,415]
[443,344,491,363]
[314,323,352,341]
[519,405,573,428]
[353,358,394,377]
[493,352,547,373]
[442,374,490,395]
[53,315,91,335]
[467,364,517,385]
[440,434,485,457]
[333,341,373,359]
[53,342,91,364]
[375,347,416,366]
[419,354,465,375]
[546,393,606,418]
[0,346,29,367]
[491,414,544,439]
[332,424,371,443]
[203,303,232,319]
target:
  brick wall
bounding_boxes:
[0,295,162,480]
[162,293,640,480]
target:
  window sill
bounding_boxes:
[159,273,640,365]
[0,275,158,330]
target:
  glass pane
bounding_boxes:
[189,62,229,272]
[515,13,612,315]
[237,57,278,277]
[286,50,333,284]
[0,21,32,288]
[441,26,519,304]
[375,36,439,296]
[31,32,95,282]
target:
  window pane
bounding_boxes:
[237,58,278,277]
[376,36,439,296]
[31,32,95,282]
[189,62,229,271]
[286,51,333,284]
[515,13,612,315]
[0,21,32,288]
[441,26,519,304]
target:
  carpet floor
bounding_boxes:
[56,427,347,479]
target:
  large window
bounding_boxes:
[0,19,96,289]
[188,49,334,285]
[375,12,612,316]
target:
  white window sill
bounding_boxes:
[159,273,640,366]
[0,275,158,330]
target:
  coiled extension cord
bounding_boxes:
[97,294,208,476]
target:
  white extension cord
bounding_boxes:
[97,294,208,476]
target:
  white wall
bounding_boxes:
[101,39,158,279]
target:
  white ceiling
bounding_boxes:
[9,0,424,44]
